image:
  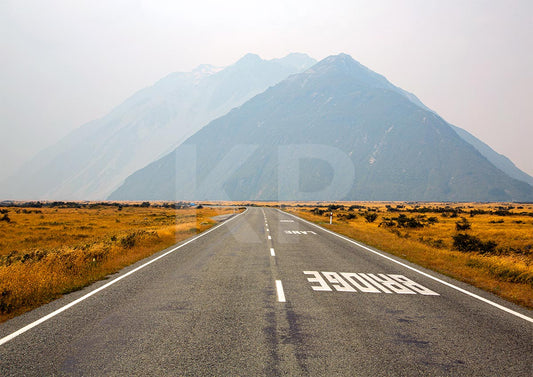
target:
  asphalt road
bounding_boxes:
[1,207,532,376]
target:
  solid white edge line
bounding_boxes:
[276,280,286,302]
[0,208,249,346]
[278,209,533,323]
[270,248,276,256]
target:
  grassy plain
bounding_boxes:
[0,203,239,322]
[281,202,533,309]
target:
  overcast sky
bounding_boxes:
[1,0,532,179]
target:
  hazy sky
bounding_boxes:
[1,0,532,179]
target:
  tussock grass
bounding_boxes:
[0,204,238,322]
[286,202,533,309]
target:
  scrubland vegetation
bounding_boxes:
[0,202,239,322]
[284,202,533,309]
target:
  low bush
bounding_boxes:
[363,212,378,223]
[453,233,497,254]
[455,217,471,231]
[395,214,424,228]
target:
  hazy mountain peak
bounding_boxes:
[272,52,316,71]
[313,53,381,79]
[318,53,359,67]
[233,52,316,72]
[235,53,262,65]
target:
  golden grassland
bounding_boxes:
[0,203,240,322]
[281,202,533,309]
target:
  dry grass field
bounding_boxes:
[0,202,240,322]
[281,202,533,309]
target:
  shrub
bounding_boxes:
[363,212,378,223]
[121,233,137,248]
[455,217,471,231]
[452,233,498,254]
[337,212,357,221]
[379,217,396,227]
[395,214,424,228]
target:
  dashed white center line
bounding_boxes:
[268,235,272,240]
[270,247,276,256]
[276,280,286,302]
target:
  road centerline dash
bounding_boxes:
[275,280,286,302]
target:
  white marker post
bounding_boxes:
[330,212,333,224]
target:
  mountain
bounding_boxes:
[300,59,533,187]
[0,53,316,200]
[109,54,533,202]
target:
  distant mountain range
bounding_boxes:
[2,52,532,201]
[0,53,316,200]
[109,54,533,202]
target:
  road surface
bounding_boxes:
[1,207,532,376]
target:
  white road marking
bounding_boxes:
[270,248,276,256]
[308,272,438,295]
[280,219,294,222]
[284,230,317,235]
[268,235,272,240]
[322,272,356,292]
[303,271,332,291]
[341,272,381,293]
[0,209,249,346]
[276,280,286,302]
[280,209,533,323]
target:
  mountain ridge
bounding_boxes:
[109,54,533,202]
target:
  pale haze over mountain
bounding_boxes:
[0,53,316,200]
[109,54,533,202]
